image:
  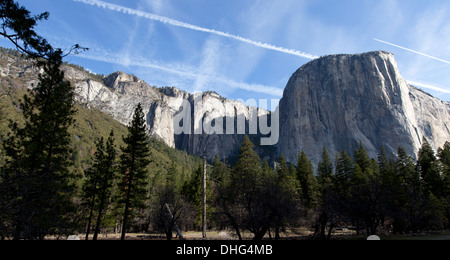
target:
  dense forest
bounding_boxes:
[0,0,449,240]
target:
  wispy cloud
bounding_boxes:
[192,38,221,94]
[407,80,450,94]
[74,0,318,60]
[373,38,450,65]
[78,50,284,97]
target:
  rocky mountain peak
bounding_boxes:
[104,71,140,84]
[278,51,449,166]
[102,71,156,97]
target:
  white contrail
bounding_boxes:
[407,80,450,94]
[74,0,318,60]
[373,38,450,65]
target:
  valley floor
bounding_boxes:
[44,230,450,240]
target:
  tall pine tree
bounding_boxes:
[118,103,151,240]
[82,137,106,240]
[93,131,117,240]
[0,0,86,239]
[314,147,337,240]
[231,135,267,240]
[1,56,76,239]
[393,147,421,233]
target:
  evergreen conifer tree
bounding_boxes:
[82,137,105,240]
[276,154,289,177]
[211,154,230,184]
[314,147,336,240]
[0,0,86,239]
[437,142,450,227]
[317,147,333,196]
[335,150,354,194]
[377,147,396,185]
[396,147,423,233]
[354,141,372,174]
[438,142,450,197]
[418,138,443,198]
[118,103,151,240]
[296,151,318,209]
[1,57,76,239]
[232,135,263,194]
[232,135,267,240]
[93,130,116,240]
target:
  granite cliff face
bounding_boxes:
[73,72,269,161]
[278,51,450,165]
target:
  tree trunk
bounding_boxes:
[93,196,106,241]
[327,223,335,240]
[253,227,268,240]
[121,179,133,240]
[85,192,96,240]
[121,154,135,241]
[223,209,242,240]
[121,198,131,241]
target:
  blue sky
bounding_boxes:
[4,0,450,102]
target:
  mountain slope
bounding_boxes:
[0,48,201,177]
[73,70,271,162]
[277,51,450,165]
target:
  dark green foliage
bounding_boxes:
[313,147,337,240]
[152,162,190,240]
[0,58,77,239]
[231,135,266,239]
[216,135,267,240]
[0,0,87,239]
[181,166,203,227]
[334,150,354,196]
[276,154,289,177]
[271,156,301,240]
[438,142,450,169]
[349,144,385,235]
[211,154,231,184]
[214,136,301,240]
[438,142,450,226]
[181,163,214,231]
[418,138,444,198]
[117,103,151,240]
[354,141,372,173]
[81,130,117,240]
[0,0,52,59]
[317,147,333,194]
[296,151,318,209]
